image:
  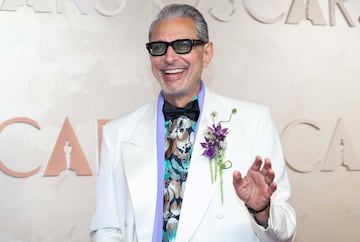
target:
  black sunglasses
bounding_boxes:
[145,39,207,56]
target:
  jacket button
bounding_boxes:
[216,211,224,219]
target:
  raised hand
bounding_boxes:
[232,156,277,221]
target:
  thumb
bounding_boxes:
[232,170,243,186]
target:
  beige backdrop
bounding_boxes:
[1,0,359,241]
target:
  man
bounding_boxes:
[91,3,296,242]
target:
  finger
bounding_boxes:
[260,158,272,176]
[264,168,275,185]
[268,182,277,195]
[263,158,272,170]
[249,156,263,172]
[232,170,243,186]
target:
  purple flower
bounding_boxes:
[201,108,237,204]
[212,123,228,141]
[203,147,216,159]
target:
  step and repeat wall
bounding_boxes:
[0,0,359,241]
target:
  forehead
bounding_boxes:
[151,17,197,41]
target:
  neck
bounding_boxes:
[164,97,193,108]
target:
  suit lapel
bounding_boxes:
[176,89,236,241]
[122,105,158,240]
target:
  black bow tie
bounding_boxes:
[163,99,200,122]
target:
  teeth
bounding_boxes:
[164,68,184,74]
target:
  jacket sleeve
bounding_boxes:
[250,106,296,241]
[90,120,133,242]
[91,228,123,242]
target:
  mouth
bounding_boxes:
[161,67,187,81]
[163,68,186,75]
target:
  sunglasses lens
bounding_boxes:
[173,40,192,54]
[148,42,167,56]
[146,39,205,56]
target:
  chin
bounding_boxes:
[163,88,185,98]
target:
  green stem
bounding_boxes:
[219,162,224,204]
[214,157,218,182]
[210,159,214,183]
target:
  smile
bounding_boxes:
[163,68,186,74]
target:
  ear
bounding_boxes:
[202,42,214,68]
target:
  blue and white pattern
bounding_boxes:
[162,115,197,242]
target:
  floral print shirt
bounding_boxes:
[162,115,197,242]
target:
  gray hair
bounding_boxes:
[148,4,209,42]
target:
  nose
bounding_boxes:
[164,45,178,62]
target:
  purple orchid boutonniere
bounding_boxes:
[201,108,237,204]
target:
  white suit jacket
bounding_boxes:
[91,88,296,242]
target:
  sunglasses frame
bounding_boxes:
[145,39,207,56]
